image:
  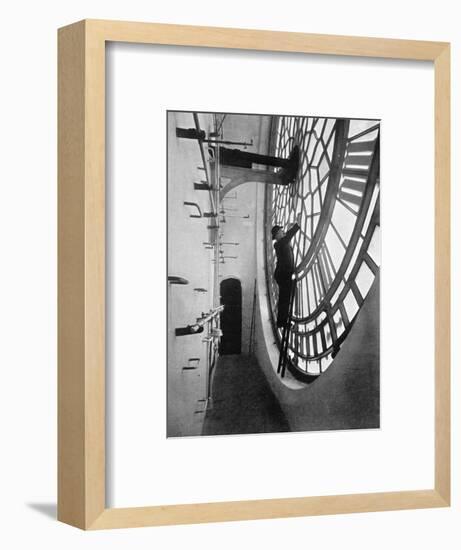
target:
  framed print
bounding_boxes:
[58,19,450,529]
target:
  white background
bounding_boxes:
[108,44,434,507]
[0,1,458,548]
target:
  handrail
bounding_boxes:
[196,305,224,327]
[174,305,224,337]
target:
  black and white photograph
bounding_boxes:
[3,0,456,544]
[167,110,380,438]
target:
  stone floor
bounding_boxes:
[202,354,289,436]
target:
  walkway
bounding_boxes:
[202,354,289,436]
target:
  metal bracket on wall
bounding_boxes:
[183,201,202,218]
[176,127,206,140]
[175,325,205,336]
[194,181,211,191]
[168,275,189,285]
[182,358,200,371]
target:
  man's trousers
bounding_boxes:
[275,272,295,328]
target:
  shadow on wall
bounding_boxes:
[26,503,57,520]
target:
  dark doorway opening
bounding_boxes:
[219,278,242,355]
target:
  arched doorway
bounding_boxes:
[219,278,242,355]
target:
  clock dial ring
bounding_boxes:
[265,116,380,380]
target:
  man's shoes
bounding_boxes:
[277,319,294,330]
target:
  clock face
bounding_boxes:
[265,116,380,380]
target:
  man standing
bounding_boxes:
[272,214,302,328]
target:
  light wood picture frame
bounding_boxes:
[58,19,450,530]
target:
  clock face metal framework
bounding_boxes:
[265,116,381,382]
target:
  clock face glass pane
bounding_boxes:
[266,116,381,378]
